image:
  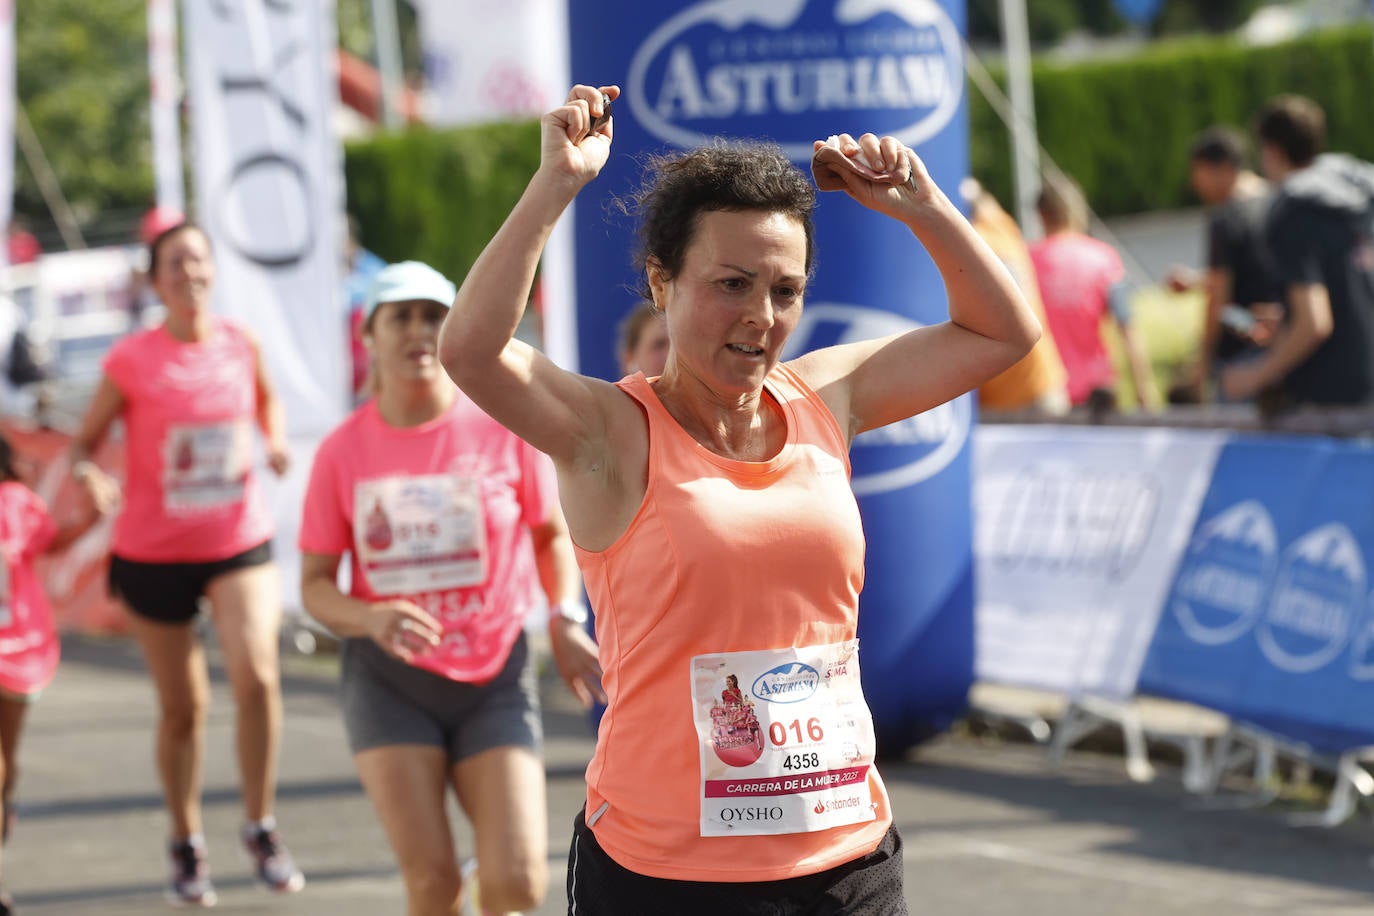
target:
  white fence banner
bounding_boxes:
[412,0,569,127]
[0,0,13,270]
[182,0,345,608]
[973,425,1225,698]
[148,0,185,214]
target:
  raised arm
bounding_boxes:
[790,133,1041,438]
[439,84,621,466]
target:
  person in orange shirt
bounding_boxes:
[963,180,1070,415]
[439,83,1040,913]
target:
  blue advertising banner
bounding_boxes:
[1138,437,1374,753]
[569,0,973,749]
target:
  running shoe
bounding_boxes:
[166,838,217,908]
[241,824,305,894]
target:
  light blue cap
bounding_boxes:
[365,260,457,318]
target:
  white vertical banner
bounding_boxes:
[147,0,185,214]
[0,0,13,272]
[411,0,578,368]
[182,0,346,609]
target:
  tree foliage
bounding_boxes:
[968,0,1268,46]
[14,0,152,228]
[969,24,1374,217]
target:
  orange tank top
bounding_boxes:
[574,363,892,883]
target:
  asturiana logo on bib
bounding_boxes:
[627,0,965,160]
[1257,522,1365,674]
[752,662,821,703]
[784,303,970,494]
[1171,500,1278,646]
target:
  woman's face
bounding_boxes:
[624,317,671,377]
[151,229,215,315]
[650,210,807,396]
[366,299,449,388]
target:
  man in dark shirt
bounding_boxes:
[1169,126,1283,401]
[1222,95,1374,406]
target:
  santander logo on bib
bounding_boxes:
[784,303,971,494]
[627,0,964,160]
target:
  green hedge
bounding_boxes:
[343,23,1374,265]
[343,120,541,283]
[971,24,1374,217]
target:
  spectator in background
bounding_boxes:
[963,179,1070,415]
[1167,127,1284,402]
[1030,177,1159,411]
[616,302,670,377]
[1222,95,1374,407]
[5,218,40,267]
[343,215,387,400]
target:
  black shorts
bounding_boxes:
[566,809,908,915]
[108,540,274,625]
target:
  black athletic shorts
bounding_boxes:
[108,540,274,625]
[566,808,908,915]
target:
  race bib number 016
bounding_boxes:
[690,640,876,837]
[355,474,487,596]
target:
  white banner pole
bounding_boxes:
[0,0,13,271]
[148,0,185,214]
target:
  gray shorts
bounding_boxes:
[339,632,541,765]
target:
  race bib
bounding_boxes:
[691,640,876,837]
[162,420,251,514]
[354,474,487,596]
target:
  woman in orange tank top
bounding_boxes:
[438,84,1043,914]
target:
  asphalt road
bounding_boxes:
[5,633,1374,915]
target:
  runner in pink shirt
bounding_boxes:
[0,432,114,915]
[1029,178,1158,410]
[300,260,602,916]
[68,223,303,906]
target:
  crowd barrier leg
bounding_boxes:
[1286,747,1374,829]
[967,683,1062,745]
[1193,726,1280,810]
[1048,697,1155,783]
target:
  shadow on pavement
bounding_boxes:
[15,864,398,908]
[881,744,1374,898]
[14,777,365,823]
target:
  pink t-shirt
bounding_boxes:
[102,318,274,562]
[1029,233,1125,405]
[299,395,555,684]
[0,482,58,696]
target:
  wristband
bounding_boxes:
[549,599,589,626]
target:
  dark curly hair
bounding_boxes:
[622,140,817,302]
